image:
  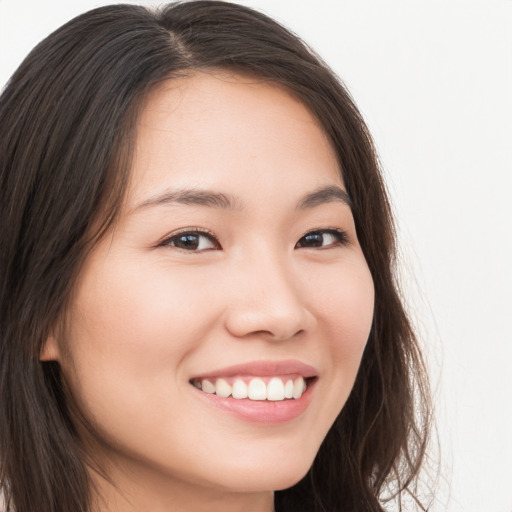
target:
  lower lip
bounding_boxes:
[191,379,316,424]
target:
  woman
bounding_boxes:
[0,2,432,511]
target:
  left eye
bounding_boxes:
[162,231,219,251]
[295,229,348,249]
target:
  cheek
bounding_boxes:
[59,254,221,419]
[305,257,374,400]
[331,274,374,360]
[58,255,230,471]
[310,258,374,351]
[71,254,217,354]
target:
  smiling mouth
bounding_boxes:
[190,375,316,401]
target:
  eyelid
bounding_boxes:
[296,227,349,248]
[158,227,221,250]
[155,226,348,251]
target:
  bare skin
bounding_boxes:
[42,71,374,512]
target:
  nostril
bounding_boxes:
[223,292,315,341]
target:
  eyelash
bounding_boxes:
[295,228,349,249]
[159,228,220,252]
[159,227,349,252]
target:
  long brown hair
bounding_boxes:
[0,2,432,511]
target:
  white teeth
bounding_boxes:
[284,379,294,399]
[215,378,232,398]
[202,379,216,394]
[232,379,248,399]
[195,375,309,401]
[267,377,285,401]
[292,377,305,399]
[248,377,267,400]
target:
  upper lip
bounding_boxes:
[191,359,318,380]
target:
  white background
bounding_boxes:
[1,1,511,510]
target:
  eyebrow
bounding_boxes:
[131,184,352,213]
[296,185,353,210]
[132,189,241,212]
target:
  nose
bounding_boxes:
[223,252,316,342]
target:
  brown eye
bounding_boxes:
[296,229,348,249]
[163,231,220,251]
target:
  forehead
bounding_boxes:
[127,70,343,207]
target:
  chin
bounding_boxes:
[210,451,315,493]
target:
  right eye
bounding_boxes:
[160,230,220,252]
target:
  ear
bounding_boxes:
[40,334,61,362]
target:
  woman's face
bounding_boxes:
[43,72,374,503]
